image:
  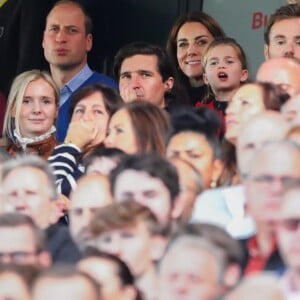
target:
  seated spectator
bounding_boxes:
[0,213,51,268]
[169,157,204,224]
[32,265,100,300]
[89,201,164,299]
[225,81,287,145]
[2,70,59,159]
[277,184,300,298]
[110,153,180,232]
[191,111,289,239]
[165,10,225,106]
[170,223,244,293]
[166,106,223,189]
[42,0,118,141]
[104,101,170,155]
[113,41,188,110]
[158,224,243,300]
[256,57,300,97]
[222,81,288,185]
[69,173,113,251]
[264,3,300,61]
[242,140,300,275]
[201,37,249,132]
[48,83,123,196]
[1,154,81,263]
[78,247,142,300]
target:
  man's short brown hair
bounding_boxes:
[264,4,300,44]
[89,200,162,236]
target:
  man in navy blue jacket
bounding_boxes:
[42,0,117,141]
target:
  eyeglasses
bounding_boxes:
[279,218,300,232]
[0,250,39,264]
[250,175,300,186]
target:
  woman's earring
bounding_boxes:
[210,179,217,188]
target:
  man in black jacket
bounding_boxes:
[1,154,81,263]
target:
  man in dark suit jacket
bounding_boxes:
[1,154,81,263]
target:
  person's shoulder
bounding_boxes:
[190,187,231,224]
[90,71,118,89]
[46,224,82,263]
[196,187,228,204]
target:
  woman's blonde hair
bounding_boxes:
[3,69,59,143]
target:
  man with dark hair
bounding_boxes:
[113,41,187,110]
[89,200,164,299]
[166,107,223,189]
[42,0,117,141]
[110,153,180,231]
[264,3,300,60]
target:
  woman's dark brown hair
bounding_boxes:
[166,10,226,78]
[119,101,171,155]
[69,83,123,119]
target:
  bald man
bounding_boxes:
[256,57,300,97]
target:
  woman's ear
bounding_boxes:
[164,77,174,92]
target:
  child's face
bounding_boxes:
[204,45,248,96]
